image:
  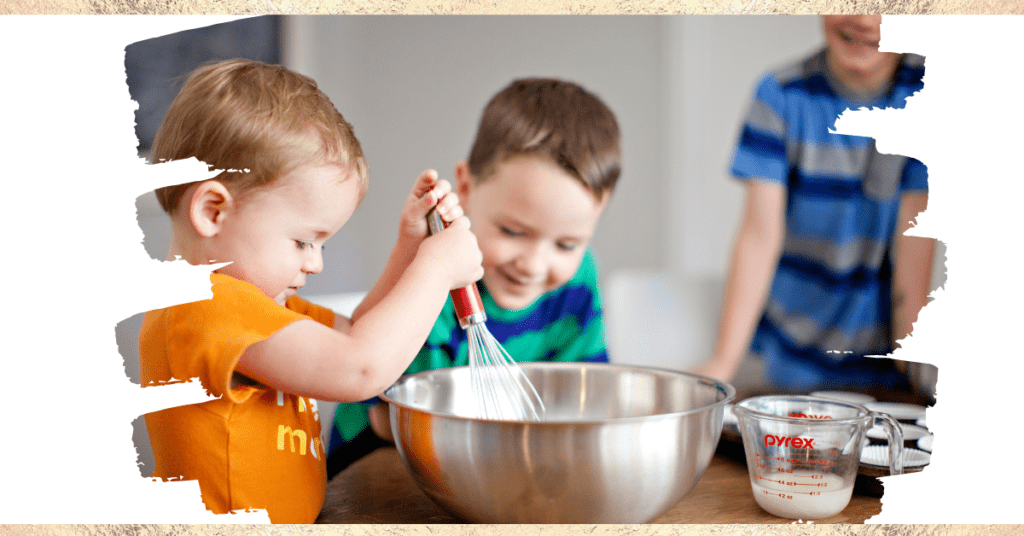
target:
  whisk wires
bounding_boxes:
[466,322,546,421]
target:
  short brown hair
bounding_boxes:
[467,78,621,200]
[151,59,368,213]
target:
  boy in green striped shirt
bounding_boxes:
[328,78,622,478]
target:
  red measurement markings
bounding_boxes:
[784,489,827,496]
[755,475,830,487]
[755,453,838,472]
[756,477,832,497]
[786,457,837,468]
[760,489,795,500]
[778,455,837,470]
[786,456,829,463]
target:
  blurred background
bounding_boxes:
[117,15,946,476]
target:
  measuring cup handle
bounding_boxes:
[870,411,905,475]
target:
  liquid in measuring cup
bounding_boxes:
[750,471,852,519]
[733,395,904,520]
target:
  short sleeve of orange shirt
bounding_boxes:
[141,273,335,523]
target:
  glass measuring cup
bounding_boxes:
[733,395,903,520]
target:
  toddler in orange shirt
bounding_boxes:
[139,59,482,523]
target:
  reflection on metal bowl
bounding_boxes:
[380,362,735,523]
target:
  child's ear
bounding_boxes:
[454,161,474,203]
[188,180,234,238]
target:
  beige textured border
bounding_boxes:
[0,2,1011,533]
[1,0,1022,14]
[2,525,1024,535]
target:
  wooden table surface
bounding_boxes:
[315,446,882,524]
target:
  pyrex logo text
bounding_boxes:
[764,434,815,449]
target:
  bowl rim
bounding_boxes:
[379,361,737,424]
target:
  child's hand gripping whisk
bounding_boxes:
[427,208,546,421]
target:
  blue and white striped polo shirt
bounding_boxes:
[732,49,927,390]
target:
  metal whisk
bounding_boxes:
[427,209,546,421]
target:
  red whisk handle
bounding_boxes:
[451,285,486,328]
[427,208,487,328]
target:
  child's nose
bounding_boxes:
[515,242,549,278]
[303,249,324,274]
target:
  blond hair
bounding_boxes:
[467,78,621,200]
[151,59,368,213]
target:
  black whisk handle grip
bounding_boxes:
[426,208,487,327]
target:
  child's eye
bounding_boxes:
[557,242,579,252]
[500,226,523,238]
[295,240,312,250]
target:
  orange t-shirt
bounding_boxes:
[140,273,335,523]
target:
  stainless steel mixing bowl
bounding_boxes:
[379,362,735,523]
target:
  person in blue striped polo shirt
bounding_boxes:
[696,15,936,392]
[327,78,621,478]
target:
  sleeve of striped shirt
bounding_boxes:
[731,73,789,186]
[901,157,928,192]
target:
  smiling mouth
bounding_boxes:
[838,28,880,48]
[498,268,533,288]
